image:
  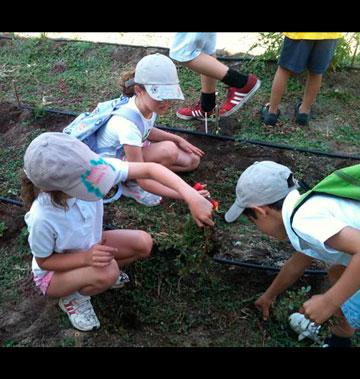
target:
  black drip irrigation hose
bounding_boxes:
[1,34,359,70]
[213,256,327,276]
[0,194,327,276]
[19,104,360,161]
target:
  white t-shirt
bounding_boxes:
[96,96,156,158]
[25,160,129,277]
[282,189,360,266]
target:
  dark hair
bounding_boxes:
[118,69,145,97]
[242,173,296,220]
[20,170,68,211]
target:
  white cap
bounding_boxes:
[224,161,298,223]
[24,132,118,202]
[134,53,184,101]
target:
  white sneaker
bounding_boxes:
[59,292,100,332]
[289,312,322,343]
[111,271,130,289]
[122,180,162,207]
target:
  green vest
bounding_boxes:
[290,163,360,229]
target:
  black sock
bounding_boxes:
[221,68,248,88]
[324,334,352,347]
[200,92,216,112]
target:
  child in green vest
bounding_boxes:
[225,160,360,347]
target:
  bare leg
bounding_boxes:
[142,141,200,172]
[300,72,323,114]
[102,229,153,267]
[268,66,291,113]
[47,260,120,298]
[184,53,228,81]
[327,265,356,337]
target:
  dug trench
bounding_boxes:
[0,102,356,346]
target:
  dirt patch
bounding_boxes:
[0,102,355,347]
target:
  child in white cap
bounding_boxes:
[96,53,205,207]
[22,132,214,332]
[225,161,360,347]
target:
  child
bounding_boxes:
[96,53,205,207]
[22,132,214,332]
[169,32,261,121]
[261,32,343,126]
[224,160,360,347]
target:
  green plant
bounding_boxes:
[0,221,7,237]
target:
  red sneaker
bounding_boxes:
[176,102,215,121]
[220,74,261,117]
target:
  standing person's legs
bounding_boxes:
[299,39,338,116]
[269,66,292,113]
[299,72,323,114]
[261,37,311,126]
[170,33,219,119]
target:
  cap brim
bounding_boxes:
[145,84,184,101]
[224,202,245,223]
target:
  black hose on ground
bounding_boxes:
[0,196,23,207]
[17,105,360,161]
[213,256,327,276]
[0,194,327,276]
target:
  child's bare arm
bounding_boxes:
[123,145,181,199]
[35,240,118,272]
[128,162,214,227]
[302,226,360,324]
[255,252,313,320]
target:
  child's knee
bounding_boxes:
[159,141,178,166]
[136,231,153,258]
[189,153,200,170]
[95,260,120,288]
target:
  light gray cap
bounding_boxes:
[24,132,117,201]
[134,53,184,101]
[224,161,298,223]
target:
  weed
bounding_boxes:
[0,221,7,237]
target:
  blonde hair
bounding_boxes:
[20,170,69,211]
[118,69,145,97]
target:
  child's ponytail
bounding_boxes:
[20,169,39,211]
[119,69,136,97]
[20,169,68,211]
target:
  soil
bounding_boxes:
[0,103,352,346]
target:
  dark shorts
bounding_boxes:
[279,37,338,74]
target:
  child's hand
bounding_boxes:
[86,238,118,267]
[188,194,214,228]
[255,294,275,321]
[194,183,211,198]
[300,294,338,325]
[177,138,204,157]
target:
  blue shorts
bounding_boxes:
[279,37,338,74]
[341,289,360,329]
[169,32,217,62]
